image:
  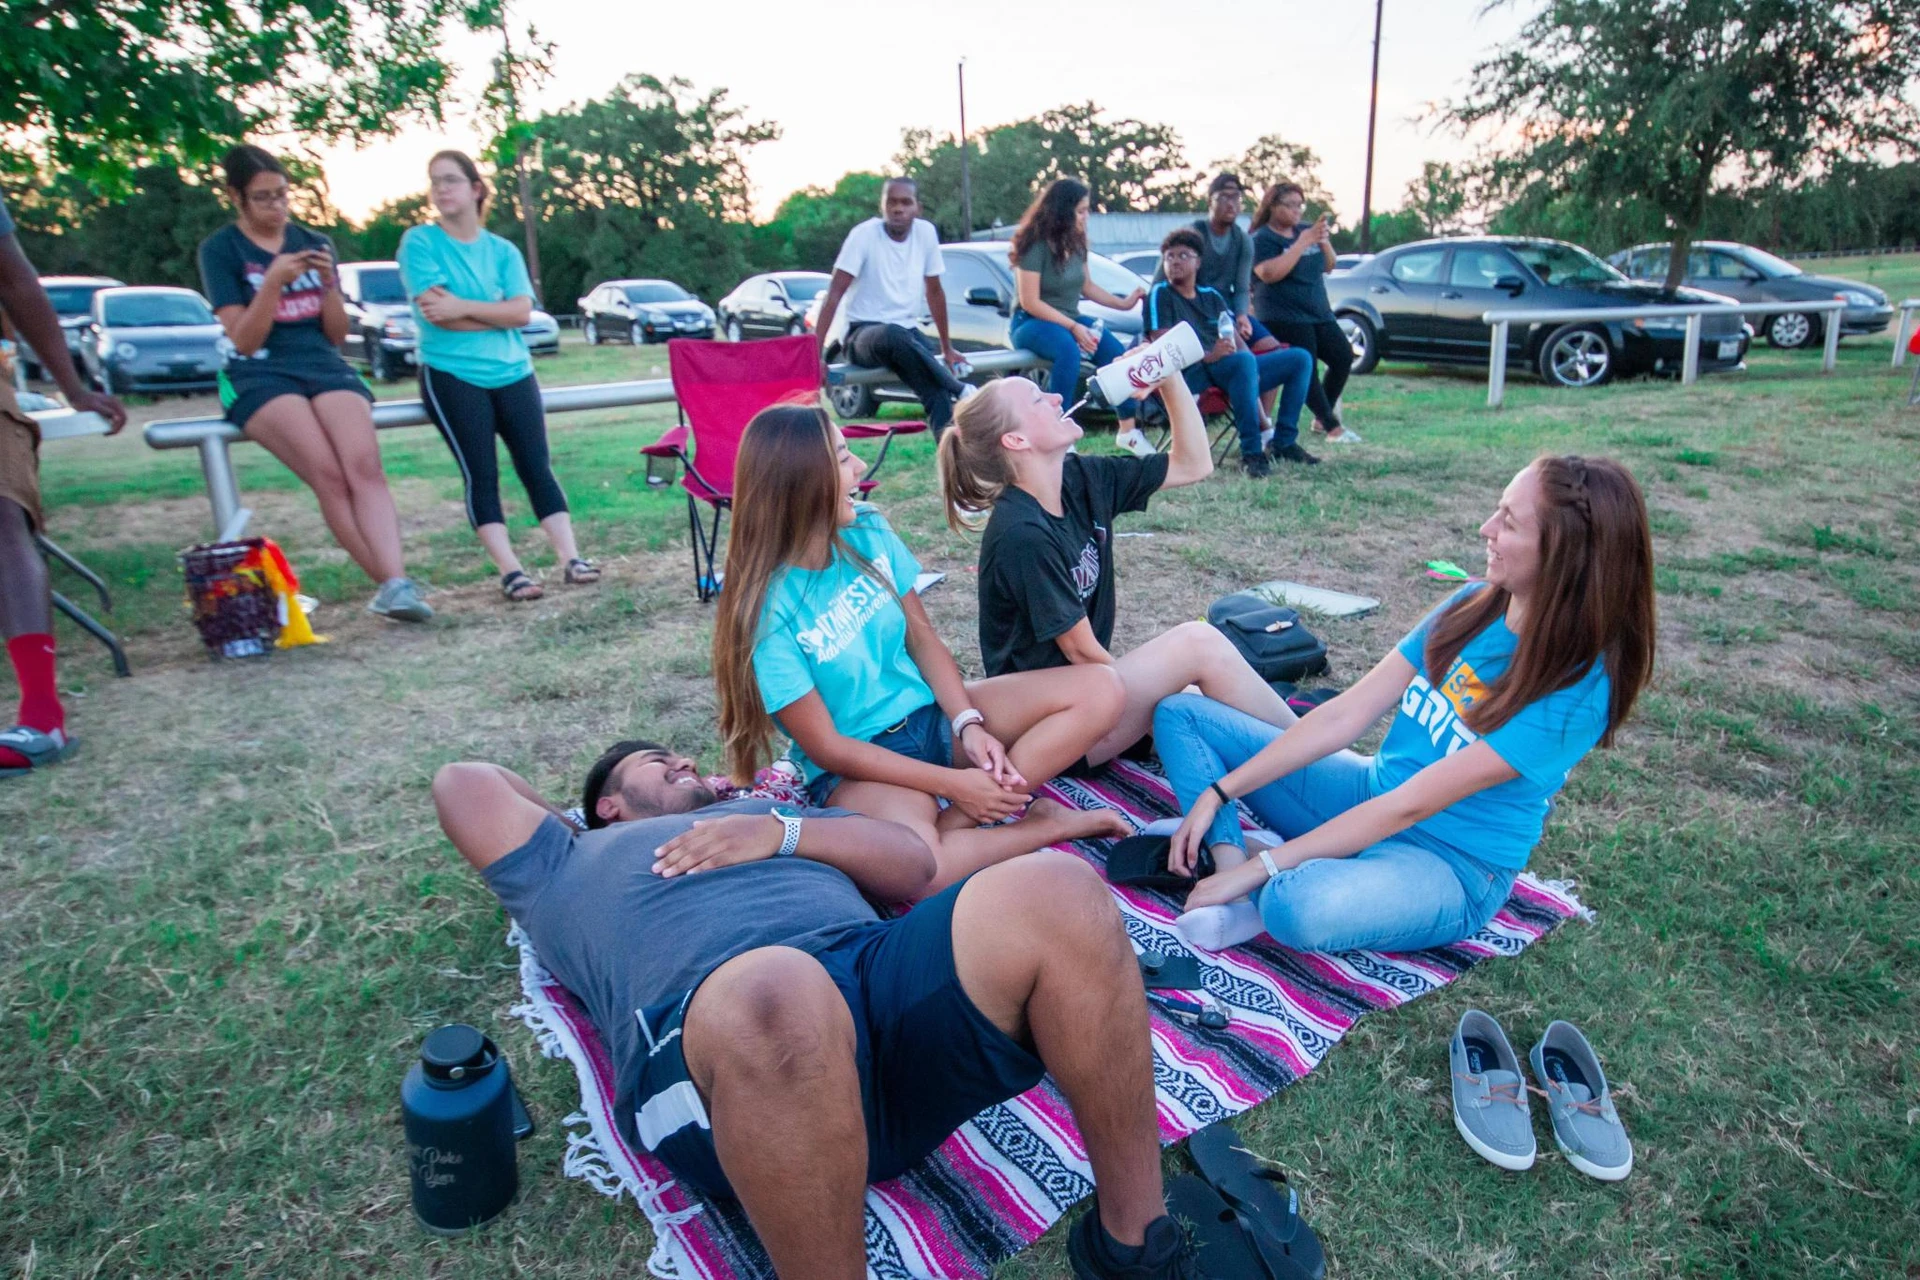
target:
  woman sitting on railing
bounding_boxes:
[198,144,430,622]
[400,150,597,602]
[711,401,1130,896]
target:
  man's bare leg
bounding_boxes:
[681,947,868,1279]
[950,852,1166,1244]
[1088,621,1299,766]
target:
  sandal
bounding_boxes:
[564,557,601,585]
[0,725,79,778]
[1162,1174,1268,1278]
[501,570,544,602]
[1187,1122,1326,1280]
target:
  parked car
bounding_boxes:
[578,279,714,345]
[718,271,830,341]
[1326,236,1750,388]
[809,243,1148,417]
[1111,249,1162,280]
[338,260,416,381]
[1608,240,1894,349]
[338,259,561,378]
[79,286,230,395]
[30,275,123,379]
[1332,252,1374,273]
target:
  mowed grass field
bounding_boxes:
[5,261,1918,1278]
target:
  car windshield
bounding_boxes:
[1510,242,1624,286]
[1088,253,1147,295]
[1737,246,1802,279]
[102,293,215,327]
[46,285,111,316]
[625,283,692,304]
[779,277,828,302]
[354,267,409,303]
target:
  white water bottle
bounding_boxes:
[1091,322,1206,407]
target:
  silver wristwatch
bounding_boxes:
[771,806,803,858]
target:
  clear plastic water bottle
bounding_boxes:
[1089,318,1106,348]
[1218,312,1236,347]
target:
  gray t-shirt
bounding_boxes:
[1016,242,1087,319]
[482,799,876,1143]
[1153,219,1253,318]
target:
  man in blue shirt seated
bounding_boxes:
[1144,228,1316,476]
[434,739,1198,1278]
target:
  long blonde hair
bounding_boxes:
[937,381,1023,532]
[712,402,894,781]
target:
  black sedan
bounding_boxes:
[577,279,714,345]
[718,271,829,341]
[1328,237,1750,388]
[79,287,230,395]
[1609,241,1893,349]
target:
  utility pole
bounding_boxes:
[957,59,972,239]
[499,16,544,305]
[1358,0,1384,252]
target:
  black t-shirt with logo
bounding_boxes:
[196,222,346,371]
[977,452,1170,675]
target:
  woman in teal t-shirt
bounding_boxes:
[711,402,1129,895]
[1156,455,1657,953]
[399,150,596,602]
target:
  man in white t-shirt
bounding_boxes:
[814,178,968,434]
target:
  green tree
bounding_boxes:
[1215,135,1338,221]
[1,0,469,191]
[1401,162,1472,237]
[9,167,226,287]
[763,173,887,270]
[1450,0,1920,290]
[517,74,778,306]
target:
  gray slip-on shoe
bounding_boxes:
[1530,1020,1633,1181]
[0,724,79,778]
[369,577,434,623]
[1450,1009,1536,1171]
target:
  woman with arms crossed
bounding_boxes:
[198,145,430,621]
[940,372,1303,768]
[1161,455,1655,952]
[713,403,1129,896]
[1005,178,1153,455]
[400,151,597,601]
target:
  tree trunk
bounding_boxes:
[515,142,543,308]
[1662,229,1691,293]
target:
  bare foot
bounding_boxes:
[1021,797,1132,846]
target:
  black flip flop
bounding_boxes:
[1164,1174,1268,1279]
[1105,835,1215,892]
[1187,1122,1326,1280]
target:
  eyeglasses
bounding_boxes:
[245,188,290,208]
[1163,249,1199,261]
[429,175,473,190]
[1278,199,1306,211]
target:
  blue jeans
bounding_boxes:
[1182,352,1264,455]
[1151,694,1517,952]
[1010,311,1137,421]
[1254,347,1312,451]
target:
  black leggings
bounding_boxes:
[420,367,568,529]
[1262,318,1353,427]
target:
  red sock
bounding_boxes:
[7,633,62,732]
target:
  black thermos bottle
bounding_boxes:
[402,1024,518,1235]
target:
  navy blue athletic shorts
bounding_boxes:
[628,876,1044,1202]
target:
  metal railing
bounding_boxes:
[145,347,1047,536]
[1482,299,1846,407]
[1892,299,1920,369]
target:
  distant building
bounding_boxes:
[971,212,1253,257]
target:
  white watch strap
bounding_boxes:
[951,707,985,737]
[1256,848,1281,880]
[777,812,802,858]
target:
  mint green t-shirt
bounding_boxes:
[752,505,935,783]
[397,224,534,388]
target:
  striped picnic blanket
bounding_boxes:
[508,760,1587,1279]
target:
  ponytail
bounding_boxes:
[938,384,1021,532]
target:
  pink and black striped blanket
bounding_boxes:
[507,760,1586,1278]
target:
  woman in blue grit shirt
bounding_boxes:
[400,150,596,602]
[1158,455,1656,953]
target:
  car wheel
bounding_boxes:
[828,381,878,419]
[1338,313,1380,376]
[1538,325,1615,388]
[726,317,744,343]
[369,341,393,382]
[101,365,125,396]
[630,321,646,345]
[1766,311,1814,350]
[583,318,600,345]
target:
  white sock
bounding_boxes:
[1140,816,1183,836]
[1176,899,1264,952]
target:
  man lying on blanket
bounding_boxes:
[434,739,1199,1279]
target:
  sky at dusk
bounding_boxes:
[308,0,1530,224]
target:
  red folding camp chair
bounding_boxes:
[649,335,926,601]
[1143,384,1242,461]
